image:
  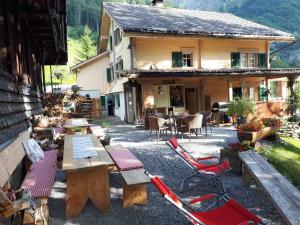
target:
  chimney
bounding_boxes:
[152,0,163,7]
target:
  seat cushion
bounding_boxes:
[108,149,144,171]
[21,150,57,198]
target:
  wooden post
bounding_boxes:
[242,164,252,188]
[50,65,53,93]
[227,80,233,101]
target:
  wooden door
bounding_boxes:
[185,88,198,114]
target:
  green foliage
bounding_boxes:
[227,97,256,118]
[75,25,97,63]
[71,85,82,95]
[271,57,289,68]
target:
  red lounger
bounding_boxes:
[148,172,264,225]
[166,137,230,192]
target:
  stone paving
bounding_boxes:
[49,117,283,225]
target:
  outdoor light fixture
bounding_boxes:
[158,86,164,95]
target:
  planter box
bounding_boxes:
[237,127,277,144]
[220,148,242,174]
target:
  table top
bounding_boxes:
[64,118,89,128]
[63,134,114,171]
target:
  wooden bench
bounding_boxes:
[0,131,57,225]
[105,145,150,208]
[239,151,300,225]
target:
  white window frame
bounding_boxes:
[240,53,258,68]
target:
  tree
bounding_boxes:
[75,25,97,63]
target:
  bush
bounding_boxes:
[227,97,256,118]
[237,120,265,132]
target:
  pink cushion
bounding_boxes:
[22,150,57,198]
[108,149,143,171]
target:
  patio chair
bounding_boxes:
[148,116,172,141]
[199,111,213,136]
[146,172,264,225]
[166,137,230,192]
[177,114,204,141]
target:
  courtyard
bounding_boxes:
[48,117,283,225]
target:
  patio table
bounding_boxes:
[63,118,90,134]
[63,134,114,218]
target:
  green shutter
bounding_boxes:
[231,52,241,68]
[172,52,183,67]
[106,68,112,83]
[258,53,267,68]
[109,36,113,50]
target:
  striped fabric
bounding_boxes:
[21,150,57,198]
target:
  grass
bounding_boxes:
[266,137,300,186]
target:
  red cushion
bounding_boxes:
[192,199,261,225]
[169,137,179,149]
[108,149,144,171]
[22,150,57,198]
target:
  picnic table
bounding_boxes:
[63,134,114,218]
[63,118,90,134]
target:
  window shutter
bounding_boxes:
[258,53,267,68]
[172,52,183,67]
[106,68,112,83]
[231,52,240,68]
[109,36,113,51]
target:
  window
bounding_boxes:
[231,52,266,68]
[182,53,193,67]
[115,93,120,107]
[114,28,122,46]
[172,51,193,68]
[269,80,283,100]
[100,96,106,108]
[241,53,257,68]
[249,87,255,100]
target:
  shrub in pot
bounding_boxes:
[227,97,255,126]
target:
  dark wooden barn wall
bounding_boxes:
[0,71,43,144]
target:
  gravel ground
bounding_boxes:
[49,117,284,225]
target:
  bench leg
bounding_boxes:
[242,164,252,188]
[123,184,147,208]
[66,170,89,218]
[88,166,111,213]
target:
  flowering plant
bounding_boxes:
[261,118,282,129]
[228,142,246,152]
[237,120,264,132]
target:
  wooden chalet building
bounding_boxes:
[99,1,300,123]
[0,0,67,146]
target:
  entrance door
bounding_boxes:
[185,88,198,114]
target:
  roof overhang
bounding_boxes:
[123,31,295,42]
[124,68,300,79]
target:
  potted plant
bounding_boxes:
[227,97,255,126]
[237,118,280,144]
[220,141,250,174]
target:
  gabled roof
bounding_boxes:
[103,2,294,41]
[70,51,109,73]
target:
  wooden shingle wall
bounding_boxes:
[0,71,43,145]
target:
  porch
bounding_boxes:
[123,68,300,123]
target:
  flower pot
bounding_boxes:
[237,127,278,144]
[220,148,242,174]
